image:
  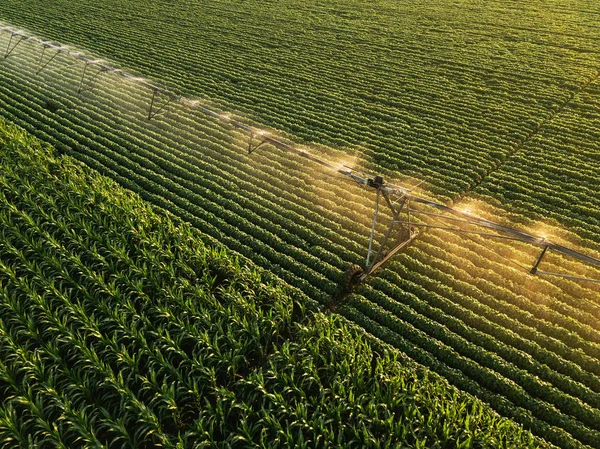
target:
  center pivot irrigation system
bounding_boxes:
[2,25,600,290]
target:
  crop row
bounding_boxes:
[381,252,600,392]
[475,80,600,244]
[417,232,600,333]
[363,273,600,431]
[0,133,300,447]
[414,233,600,358]
[2,0,597,198]
[199,313,551,448]
[342,303,580,449]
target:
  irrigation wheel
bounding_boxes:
[342,264,364,292]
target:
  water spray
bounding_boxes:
[1,25,600,290]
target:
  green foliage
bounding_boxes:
[0,118,550,448]
[0,2,600,448]
[208,314,551,448]
[0,118,296,447]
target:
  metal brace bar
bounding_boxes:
[77,62,89,92]
[4,33,25,59]
[530,245,549,274]
[382,190,401,217]
[147,88,176,120]
[78,62,107,93]
[37,44,46,66]
[248,133,268,154]
[368,217,398,273]
[367,194,409,274]
[37,45,60,74]
[394,221,542,243]
[363,230,419,279]
[535,269,600,284]
[366,189,381,268]
[81,66,107,93]
[148,89,156,119]
[40,60,78,76]
[393,197,408,224]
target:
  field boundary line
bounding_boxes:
[460,68,600,199]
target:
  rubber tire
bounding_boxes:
[343,264,364,292]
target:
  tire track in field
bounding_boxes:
[459,68,600,199]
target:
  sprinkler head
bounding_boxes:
[370,175,385,188]
[367,175,385,188]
